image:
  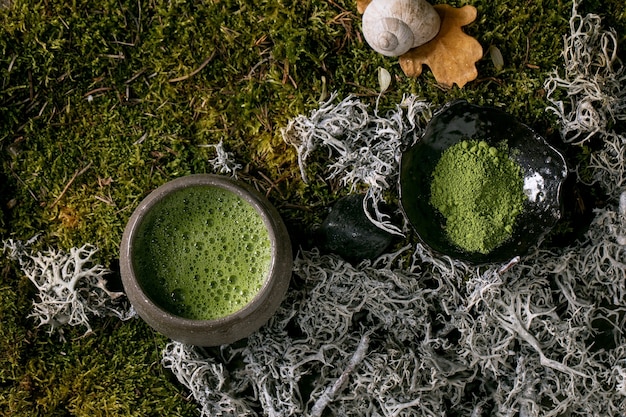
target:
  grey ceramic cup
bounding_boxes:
[120,174,292,346]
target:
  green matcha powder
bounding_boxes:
[430,140,525,254]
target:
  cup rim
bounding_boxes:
[119,174,292,342]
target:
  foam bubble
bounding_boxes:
[134,185,273,320]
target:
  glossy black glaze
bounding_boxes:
[399,100,568,264]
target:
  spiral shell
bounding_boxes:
[362,0,441,57]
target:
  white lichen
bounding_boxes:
[281,92,432,235]
[2,239,133,339]
[161,342,254,416]
[199,139,243,178]
[161,202,626,416]
[544,0,626,198]
[544,1,626,146]
[162,2,626,415]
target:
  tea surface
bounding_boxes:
[133,185,272,320]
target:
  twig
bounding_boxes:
[124,67,147,84]
[257,171,285,198]
[309,334,370,417]
[83,87,112,98]
[168,52,216,83]
[9,165,39,202]
[50,162,93,208]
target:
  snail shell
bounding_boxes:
[362,0,441,57]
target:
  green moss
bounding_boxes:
[1,320,198,417]
[1,0,625,413]
[0,277,29,385]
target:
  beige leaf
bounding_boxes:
[488,45,504,71]
[398,5,483,88]
[356,0,371,14]
[378,67,391,93]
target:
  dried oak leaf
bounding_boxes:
[399,4,483,88]
[356,0,371,14]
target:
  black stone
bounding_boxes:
[314,194,394,262]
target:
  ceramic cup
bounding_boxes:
[120,174,292,346]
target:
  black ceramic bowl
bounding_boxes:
[399,100,568,264]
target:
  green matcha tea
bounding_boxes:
[132,185,272,320]
[430,139,525,254]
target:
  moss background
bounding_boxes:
[1,0,624,415]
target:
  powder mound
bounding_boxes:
[430,139,525,253]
